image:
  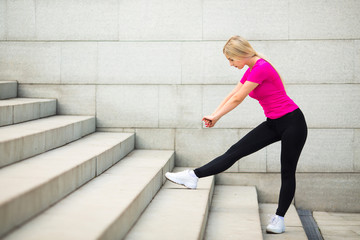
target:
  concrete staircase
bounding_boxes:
[0,81,174,239]
[0,80,309,239]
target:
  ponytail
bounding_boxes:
[254,52,286,89]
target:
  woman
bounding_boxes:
[165,35,307,234]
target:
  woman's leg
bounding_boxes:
[275,112,308,217]
[194,121,281,178]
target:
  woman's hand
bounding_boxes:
[202,115,220,128]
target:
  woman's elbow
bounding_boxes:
[232,96,244,105]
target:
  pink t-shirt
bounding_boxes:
[240,59,298,119]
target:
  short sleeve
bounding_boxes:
[246,63,268,85]
[240,68,250,84]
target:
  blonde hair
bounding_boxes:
[223,35,285,87]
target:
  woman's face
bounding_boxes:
[227,57,247,70]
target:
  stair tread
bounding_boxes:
[0,98,56,127]
[204,185,263,240]
[0,132,133,204]
[0,98,55,106]
[125,167,214,240]
[3,150,174,240]
[313,211,360,239]
[0,115,96,168]
[0,81,16,83]
[0,115,93,141]
[259,204,308,240]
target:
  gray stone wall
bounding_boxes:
[1,1,359,177]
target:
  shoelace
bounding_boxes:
[268,215,279,225]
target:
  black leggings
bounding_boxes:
[194,108,308,217]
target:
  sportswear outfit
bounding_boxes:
[194,59,308,217]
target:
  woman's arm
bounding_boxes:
[203,81,259,127]
[211,81,243,116]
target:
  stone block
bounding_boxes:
[203,85,265,128]
[39,99,57,118]
[181,41,245,85]
[175,128,241,172]
[182,40,356,85]
[288,84,360,128]
[13,100,40,124]
[96,85,158,128]
[80,117,96,137]
[0,130,46,168]
[18,133,47,167]
[96,128,136,134]
[6,0,36,40]
[251,40,356,84]
[95,133,134,175]
[203,0,288,40]
[162,153,175,184]
[0,81,17,100]
[119,133,135,161]
[1,98,55,124]
[159,85,202,128]
[267,129,355,173]
[205,186,262,240]
[289,0,360,39]
[18,84,95,115]
[0,1,6,40]
[181,42,204,85]
[216,173,281,204]
[135,129,175,150]
[295,173,360,212]
[0,42,61,84]
[98,42,181,84]
[36,0,118,40]
[42,116,95,152]
[44,124,74,152]
[118,0,202,40]
[61,42,97,84]
[0,104,12,126]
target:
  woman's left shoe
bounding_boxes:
[266,215,285,234]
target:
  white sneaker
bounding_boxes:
[165,170,198,189]
[266,215,285,234]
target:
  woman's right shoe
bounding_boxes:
[165,170,198,189]
[266,215,285,234]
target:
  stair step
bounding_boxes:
[0,81,17,100]
[313,211,360,240]
[2,150,175,240]
[0,132,135,238]
[204,185,263,240]
[259,204,308,239]
[0,115,95,168]
[125,167,214,240]
[0,98,56,127]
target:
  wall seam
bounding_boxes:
[4,0,8,40]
